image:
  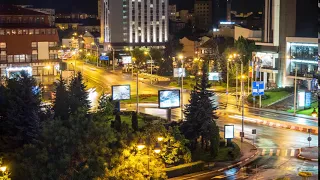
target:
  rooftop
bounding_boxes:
[0,5,47,16]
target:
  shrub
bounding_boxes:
[247,94,270,103]
[165,161,205,178]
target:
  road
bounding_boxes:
[68,60,318,179]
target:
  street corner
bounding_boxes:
[297,146,319,162]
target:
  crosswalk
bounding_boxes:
[259,148,299,157]
[214,92,236,96]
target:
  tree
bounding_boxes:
[14,110,116,180]
[53,74,69,120]
[181,87,201,150]
[131,111,139,132]
[0,71,41,153]
[113,113,122,132]
[209,122,220,157]
[69,72,89,114]
[131,47,148,66]
[234,36,257,68]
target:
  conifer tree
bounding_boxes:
[69,72,89,114]
[53,74,69,120]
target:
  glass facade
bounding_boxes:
[289,43,318,77]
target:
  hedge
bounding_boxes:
[165,161,205,178]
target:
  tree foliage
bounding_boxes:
[69,72,90,114]
[0,71,41,153]
[53,74,69,120]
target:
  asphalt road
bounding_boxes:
[69,60,318,179]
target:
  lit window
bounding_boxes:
[7,55,13,62]
[6,30,10,35]
[23,29,28,35]
[11,30,16,35]
[17,29,22,35]
[49,42,56,47]
[0,29,4,35]
[35,29,40,35]
[29,29,34,35]
[0,42,6,48]
[31,42,37,48]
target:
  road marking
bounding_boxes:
[290,149,295,156]
[269,149,274,156]
[276,149,281,156]
[261,149,266,156]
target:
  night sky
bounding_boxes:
[2,0,264,14]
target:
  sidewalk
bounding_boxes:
[169,138,259,180]
[298,147,318,161]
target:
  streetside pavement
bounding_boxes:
[297,147,318,162]
[169,138,259,180]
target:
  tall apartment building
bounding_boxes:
[194,0,212,30]
[0,5,60,80]
[100,0,169,49]
[168,4,177,21]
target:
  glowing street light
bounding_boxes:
[157,137,164,142]
[144,51,154,76]
[311,108,318,118]
[0,166,6,172]
[154,143,161,154]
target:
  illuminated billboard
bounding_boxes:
[158,90,180,109]
[173,68,186,77]
[122,56,132,64]
[224,125,234,139]
[112,85,131,101]
[208,72,220,81]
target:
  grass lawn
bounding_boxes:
[262,91,291,106]
[122,94,158,104]
[192,142,240,162]
[287,101,318,116]
[108,114,145,128]
[169,78,196,90]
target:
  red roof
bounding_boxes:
[0,5,47,16]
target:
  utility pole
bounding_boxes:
[241,62,244,143]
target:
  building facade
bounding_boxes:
[194,0,212,30]
[100,0,169,49]
[253,0,318,90]
[0,5,60,80]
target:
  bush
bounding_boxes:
[265,87,294,93]
[219,139,226,147]
[247,94,270,103]
[165,161,205,178]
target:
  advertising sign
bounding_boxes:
[252,81,265,96]
[158,90,181,109]
[298,90,306,107]
[305,92,312,108]
[224,125,234,139]
[100,56,109,60]
[208,72,220,81]
[122,56,132,64]
[112,85,131,101]
[173,68,186,77]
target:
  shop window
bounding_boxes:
[7,55,13,63]
[14,55,19,62]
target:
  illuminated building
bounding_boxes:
[0,5,61,79]
[99,0,169,49]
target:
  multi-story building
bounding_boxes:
[0,5,60,80]
[100,0,169,49]
[168,5,177,21]
[253,0,318,90]
[194,0,212,30]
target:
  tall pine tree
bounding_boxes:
[69,72,89,114]
[53,74,69,120]
[0,71,41,152]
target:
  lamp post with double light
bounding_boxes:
[144,51,153,76]
[108,45,115,71]
[178,54,184,121]
[91,42,99,67]
[137,136,163,177]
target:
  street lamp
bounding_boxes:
[0,166,6,172]
[108,45,115,71]
[137,136,162,176]
[126,48,139,113]
[240,74,246,143]
[144,51,153,76]
[91,42,99,67]
[125,47,134,76]
[226,55,234,106]
[311,108,318,118]
[178,54,184,121]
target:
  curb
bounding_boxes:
[171,140,259,180]
[297,148,319,162]
[225,113,318,135]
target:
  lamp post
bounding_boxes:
[137,136,163,177]
[240,74,246,143]
[125,48,134,76]
[179,54,184,121]
[144,51,153,75]
[293,65,298,116]
[108,45,115,71]
[91,42,99,67]
[227,55,234,106]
